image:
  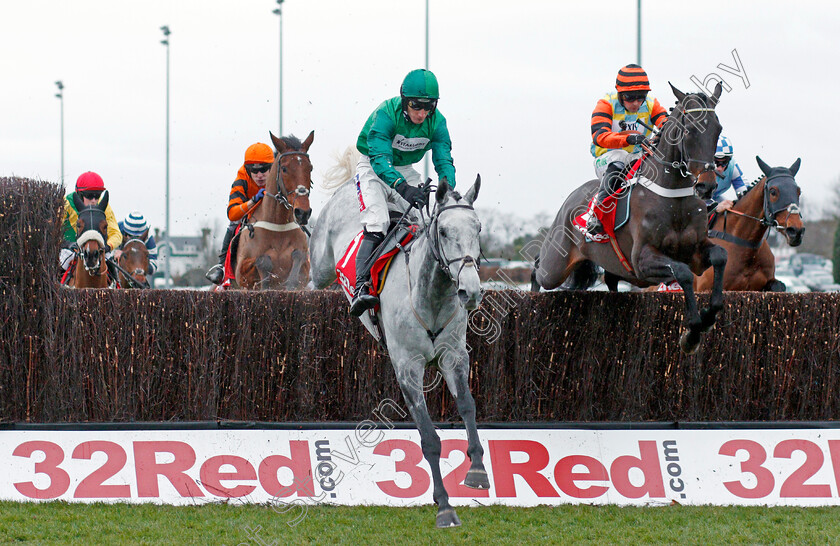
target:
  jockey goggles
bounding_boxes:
[407,98,437,111]
[714,157,731,168]
[621,92,648,103]
[78,190,103,200]
[247,163,272,174]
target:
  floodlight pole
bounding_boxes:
[423,0,430,183]
[273,0,284,136]
[54,81,64,185]
[161,25,172,289]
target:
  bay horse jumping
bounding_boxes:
[68,192,110,289]
[117,239,151,288]
[532,83,726,354]
[235,131,314,290]
[696,157,804,292]
[310,158,489,528]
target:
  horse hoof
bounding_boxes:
[464,468,490,490]
[679,330,700,355]
[436,508,461,529]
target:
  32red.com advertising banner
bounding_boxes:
[4,428,840,506]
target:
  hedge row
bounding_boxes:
[1,178,839,423]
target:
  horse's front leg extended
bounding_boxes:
[394,358,460,528]
[636,245,702,354]
[697,241,727,331]
[438,347,489,490]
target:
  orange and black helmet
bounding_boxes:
[615,64,651,93]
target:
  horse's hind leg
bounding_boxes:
[394,358,460,528]
[439,348,489,490]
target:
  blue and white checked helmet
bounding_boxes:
[123,211,149,237]
[715,135,734,159]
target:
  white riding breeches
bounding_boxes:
[355,155,422,234]
[59,248,75,271]
[593,149,642,181]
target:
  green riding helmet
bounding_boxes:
[400,69,439,119]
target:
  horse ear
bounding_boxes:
[436,179,450,204]
[669,81,686,102]
[756,156,772,176]
[98,190,109,211]
[464,174,481,205]
[72,191,85,211]
[301,130,315,152]
[711,81,723,104]
[270,131,286,153]
[789,158,801,176]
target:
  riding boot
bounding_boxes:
[349,230,385,317]
[206,223,236,284]
[587,161,626,234]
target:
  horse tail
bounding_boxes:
[321,146,360,192]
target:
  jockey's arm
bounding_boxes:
[104,206,122,252]
[591,99,633,150]
[227,178,256,222]
[61,198,77,243]
[730,163,747,196]
[430,117,456,189]
[366,113,405,188]
[146,235,159,274]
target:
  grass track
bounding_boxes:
[2,502,840,544]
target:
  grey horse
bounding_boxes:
[309,165,490,528]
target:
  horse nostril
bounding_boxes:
[457,289,469,305]
[296,209,312,224]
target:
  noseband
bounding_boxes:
[265,151,312,210]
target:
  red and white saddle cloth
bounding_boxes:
[336,226,418,303]
[572,157,645,244]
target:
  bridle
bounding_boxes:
[264,151,312,210]
[427,202,480,284]
[644,99,719,187]
[711,173,802,248]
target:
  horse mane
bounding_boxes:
[321,146,361,192]
[277,134,304,152]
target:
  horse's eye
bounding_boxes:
[440,228,448,238]
[770,187,778,197]
[281,166,287,173]
[797,187,801,196]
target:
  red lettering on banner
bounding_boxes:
[134,441,204,498]
[610,441,665,498]
[72,441,130,498]
[13,441,71,499]
[441,439,490,498]
[719,439,774,498]
[489,440,559,497]
[827,440,840,496]
[374,439,431,498]
[200,456,257,498]
[775,440,831,498]
[258,440,314,498]
[554,455,609,498]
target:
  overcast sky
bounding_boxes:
[2,0,838,240]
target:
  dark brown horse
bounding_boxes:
[117,239,151,288]
[696,157,804,292]
[532,83,725,353]
[68,193,110,289]
[236,131,314,290]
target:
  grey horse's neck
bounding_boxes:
[409,228,460,322]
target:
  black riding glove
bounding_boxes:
[395,182,426,209]
[626,133,645,146]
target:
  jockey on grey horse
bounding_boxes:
[349,68,457,316]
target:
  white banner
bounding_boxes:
[4,427,840,507]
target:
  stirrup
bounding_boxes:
[205,264,224,284]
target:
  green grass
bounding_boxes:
[2,502,840,545]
